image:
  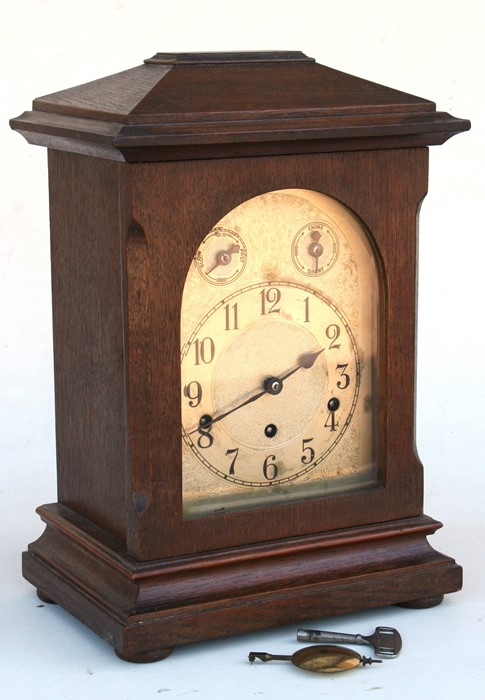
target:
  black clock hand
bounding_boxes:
[190,347,324,434]
[197,385,268,431]
[278,347,324,381]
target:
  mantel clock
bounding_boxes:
[10,51,470,662]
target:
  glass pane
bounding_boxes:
[181,189,381,517]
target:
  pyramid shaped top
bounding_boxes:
[11,51,470,162]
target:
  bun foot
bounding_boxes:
[115,647,173,663]
[36,589,56,604]
[398,594,444,609]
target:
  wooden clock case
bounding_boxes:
[10,51,470,662]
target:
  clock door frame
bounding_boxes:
[125,147,423,560]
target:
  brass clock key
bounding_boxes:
[249,645,382,673]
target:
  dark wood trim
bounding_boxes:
[11,109,469,163]
[10,51,470,162]
[144,51,315,65]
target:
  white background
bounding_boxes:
[1,1,484,697]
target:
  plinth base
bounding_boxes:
[23,504,462,662]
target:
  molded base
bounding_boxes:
[23,504,462,662]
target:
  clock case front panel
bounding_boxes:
[51,148,421,557]
[12,52,469,662]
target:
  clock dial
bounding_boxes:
[181,189,381,517]
[182,281,359,486]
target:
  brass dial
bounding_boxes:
[181,189,380,517]
[181,281,360,486]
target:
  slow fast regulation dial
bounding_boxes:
[194,227,247,285]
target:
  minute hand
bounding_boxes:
[192,347,324,434]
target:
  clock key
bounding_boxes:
[296,626,402,658]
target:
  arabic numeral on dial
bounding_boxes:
[183,381,202,407]
[263,454,278,480]
[336,363,350,389]
[260,287,281,315]
[326,323,341,349]
[301,438,315,465]
[194,336,215,365]
[324,411,339,432]
[224,302,239,331]
[226,448,239,475]
[197,415,213,449]
[303,296,310,323]
[197,424,213,449]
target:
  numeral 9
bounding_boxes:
[183,381,202,407]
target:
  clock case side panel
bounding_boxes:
[129,148,428,560]
[46,150,131,541]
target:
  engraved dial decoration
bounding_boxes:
[181,189,381,517]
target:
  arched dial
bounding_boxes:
[181,281,360,487]
[181,188,380,517]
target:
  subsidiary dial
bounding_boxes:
[291,220,339,276]
[194,227,247,285]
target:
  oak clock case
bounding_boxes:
[10,51,470,663]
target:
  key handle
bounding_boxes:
[297,625,402,657]
[249,645,382,673]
